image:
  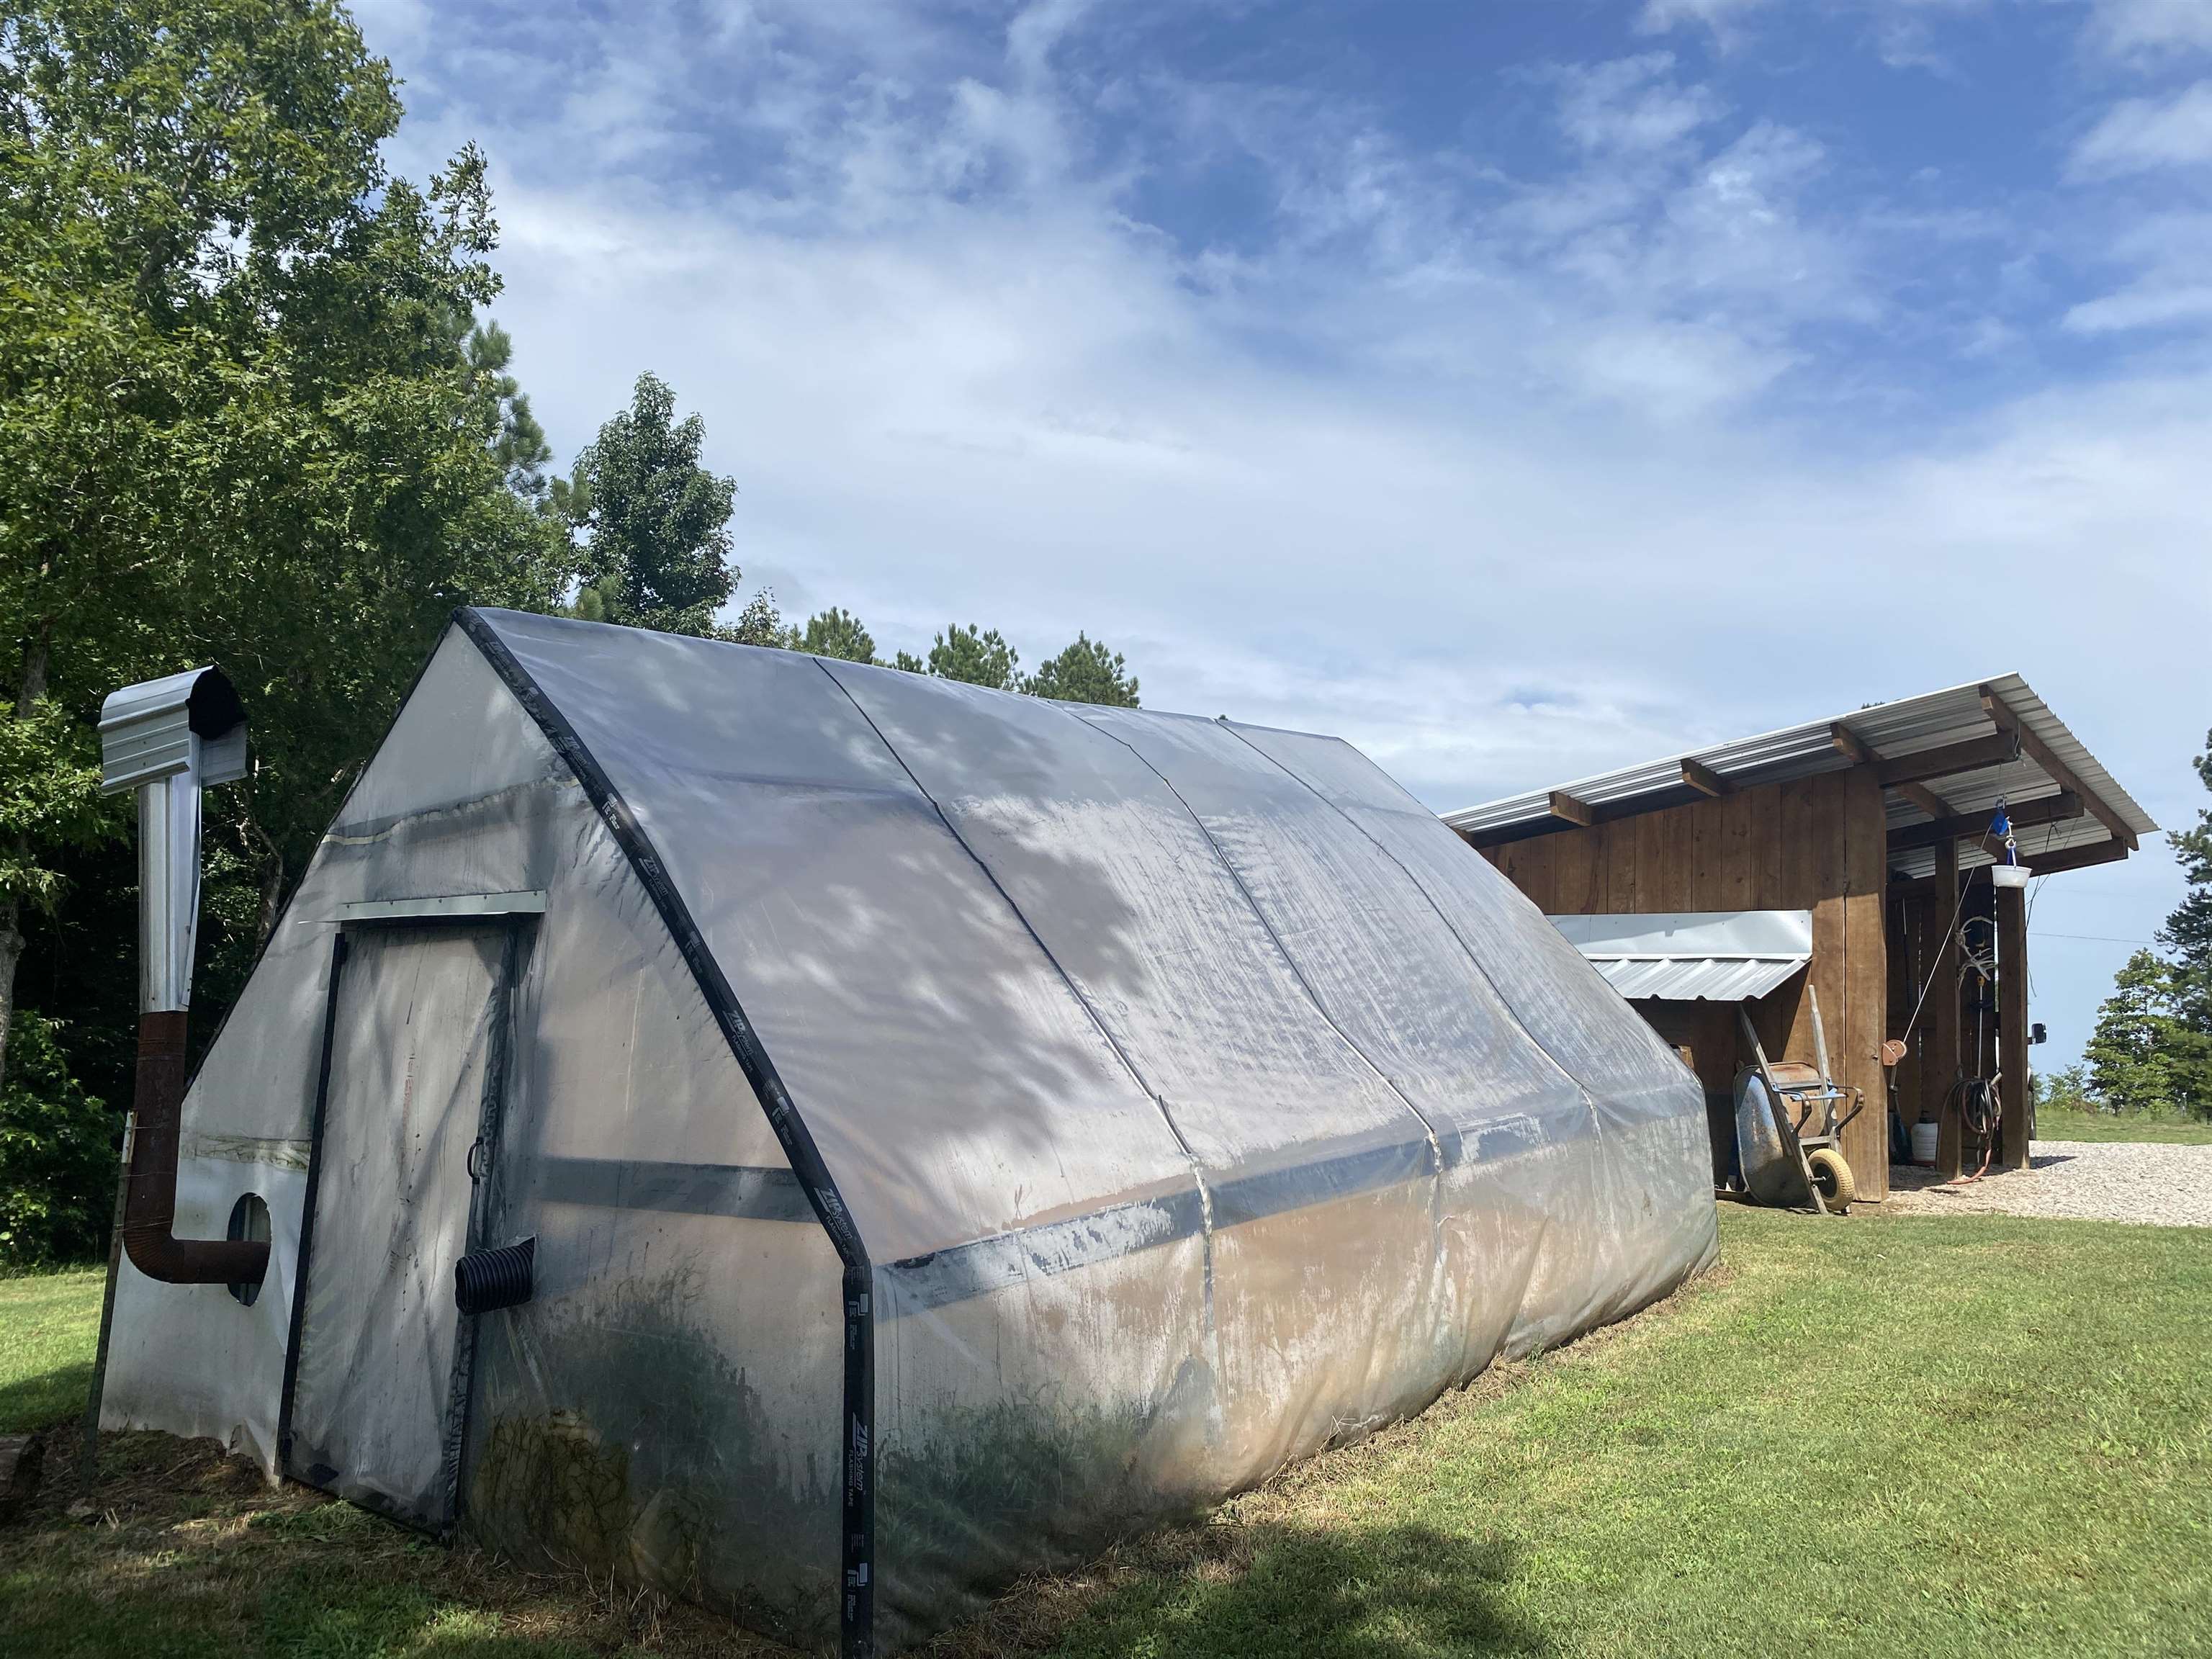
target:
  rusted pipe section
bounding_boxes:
[121,1013,268,1287]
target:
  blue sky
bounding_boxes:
[354,0,2210,1069]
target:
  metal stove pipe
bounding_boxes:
[97,667,266,1288]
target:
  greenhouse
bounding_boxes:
[99,608,1717,1656]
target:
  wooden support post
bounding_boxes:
[1930,839,1964,1179]
[1997,881,2031,1171]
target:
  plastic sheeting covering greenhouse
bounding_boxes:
[99,608,1718,1657]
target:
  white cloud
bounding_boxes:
[1637,0,1776,42]
[2070,81,2212,178]
[2080,0,2212,60]
[2059,210,2212,333]
[2064,282,2212,332]
[1551,54,1725,153]
[351,0,2201,1069]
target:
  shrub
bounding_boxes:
[0,1012,116,1267]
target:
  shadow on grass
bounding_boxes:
[949,1519,1546,1659]
[0,1362,93,1437]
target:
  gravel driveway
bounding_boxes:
[1883,1140,2212,1227]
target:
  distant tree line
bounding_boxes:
[0,0,1134,1263]
[543,368,1139,706]
[2059,726,2212,1120]
[2029,725,2212,1123]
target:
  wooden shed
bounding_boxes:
[1444,677,2157,1202]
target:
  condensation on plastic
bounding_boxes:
[106,613,1716,1655]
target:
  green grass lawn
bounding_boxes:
[3,1210,2209,1658]
[2035,1105,2212,1146]
[0,1267,104,1436]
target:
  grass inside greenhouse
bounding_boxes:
[4,1207,2209,1658]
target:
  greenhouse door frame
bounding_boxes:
[275,907,536,1538]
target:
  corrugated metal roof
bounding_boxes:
[1587,955,1808,1002]
[1553,911,1812,1004]
[1444,673,2156,878]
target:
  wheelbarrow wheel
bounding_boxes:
[1807,1147,1855,1213]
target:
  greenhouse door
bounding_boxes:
[280,921,523,1532]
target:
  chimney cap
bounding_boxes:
[99,666,248,793]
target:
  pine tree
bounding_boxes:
[785,608,877,664]
[2152,725,2212,1114]
[1023,634,1140,706]
[926,625,1020,691]
[2085,950,2185,1115]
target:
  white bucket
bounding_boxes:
[1991,863,2032,889]
[1910,1120,1941,1166]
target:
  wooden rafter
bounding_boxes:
[1888,780,1951,820]
[1979,687,2137,852]
[1887,791,2082,854]
[1830,722,1875,766]
[1680,756,1730,798]
[1887,832,2129,890]
[1547,788,1596,828]
[2010,837,2129,877]
[1874,731,2020,788]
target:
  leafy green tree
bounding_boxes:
[0,1011,112,1263]
[0,0,575,1100]
[1024,633,1140,706]
[560,372,776,642]
[927,624,1020,690]
[0,695,106,1084]
[784,607,876,663]
[2032,1064,2095,1115]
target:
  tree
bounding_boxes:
[560,372,776,642]
[467,320,554,505]
[0,1010,112,1263]
[0,698,105,1084]
[2152,724,2212,1112]
[784,607,876,664]
[0,1,575,1102]
[1024,633,1140,706]
[927,624,1020,691]
[2085,950,2188,1116]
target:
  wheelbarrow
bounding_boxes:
[1731,989,1863,1215]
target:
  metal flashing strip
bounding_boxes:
[336,891,548,925]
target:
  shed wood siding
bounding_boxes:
[1480,768,1890,1200]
